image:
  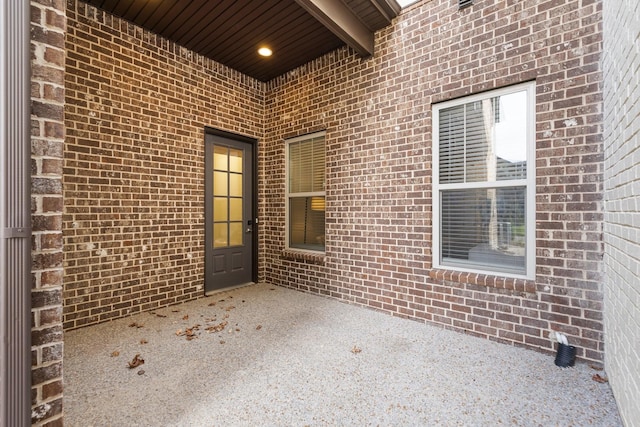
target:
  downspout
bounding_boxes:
[0,0,33,425]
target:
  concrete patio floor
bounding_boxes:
[63,283,622,426]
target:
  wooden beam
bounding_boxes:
[294,0,374,57]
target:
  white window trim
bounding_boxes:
[285,131,326,254]
[432,82,536,280]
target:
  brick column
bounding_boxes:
[30,0,66,425]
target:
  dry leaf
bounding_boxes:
[592,374,608,383]
[127,354,144,369]
[175,329,183,336]
[225,306,236,311]
[256,325,262,330]
[351,346,362,354]
[111,350,120,357]
[182,315,189,320]
[589,364,604,371]
[205,321,228,333]
[140,339,148,344]
[208,301,216,306]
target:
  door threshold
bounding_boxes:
[205,282,255,297]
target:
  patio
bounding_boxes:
[64,283,621,426]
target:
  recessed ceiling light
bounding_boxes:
[258,47,272,57]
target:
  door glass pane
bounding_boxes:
[229,173,242,197]
[229,198,243,221]
[229,222,243,246]
[214,171,228,196]
[213,223,228,248]
[214,197,228,221]
[229,149,243,173]
[214,146,228,171]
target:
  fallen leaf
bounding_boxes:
[140,339,148,344]
[110,350,120,357]
[205,321,228,333]
[256,325,262,330]
[593,374,608,383]
[208,302,216,306]
[225,306,236,311]
[127,354,144,369]
[590,364,604,371]
[182,315,189,320]
[176,329,183,336]
[351,346,362,354]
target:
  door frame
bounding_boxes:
[204,127,258,292]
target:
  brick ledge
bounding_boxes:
[281,250,325,264]
[429,269,536,294]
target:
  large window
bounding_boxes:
[433,83,535,278]
[286,132,326,252]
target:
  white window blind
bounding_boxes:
[433,83,535,278]
[288,135,325,194]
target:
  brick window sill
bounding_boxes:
[429,269,536,294]
[281,249,325,265]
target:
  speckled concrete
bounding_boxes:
[64,283,622,426]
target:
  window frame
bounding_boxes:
[285,131,326,254]
[432,82,536,280]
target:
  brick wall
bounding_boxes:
[603,0,640,424]
[63,0,606,364]
[31,0,66,425]
[63,1,264,329]
[263,0,605,362]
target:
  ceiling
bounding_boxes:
[82,0,402,82]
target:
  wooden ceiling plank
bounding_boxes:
[294,0,374,56]
[200,2,307,62]
[153,1,205,37]
[111,0,136,18]
[137,0,182,29]
[178,0,251,51]
[126,0,156,22]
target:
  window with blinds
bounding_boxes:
[286,132,326,252]
[433,83,535,278]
